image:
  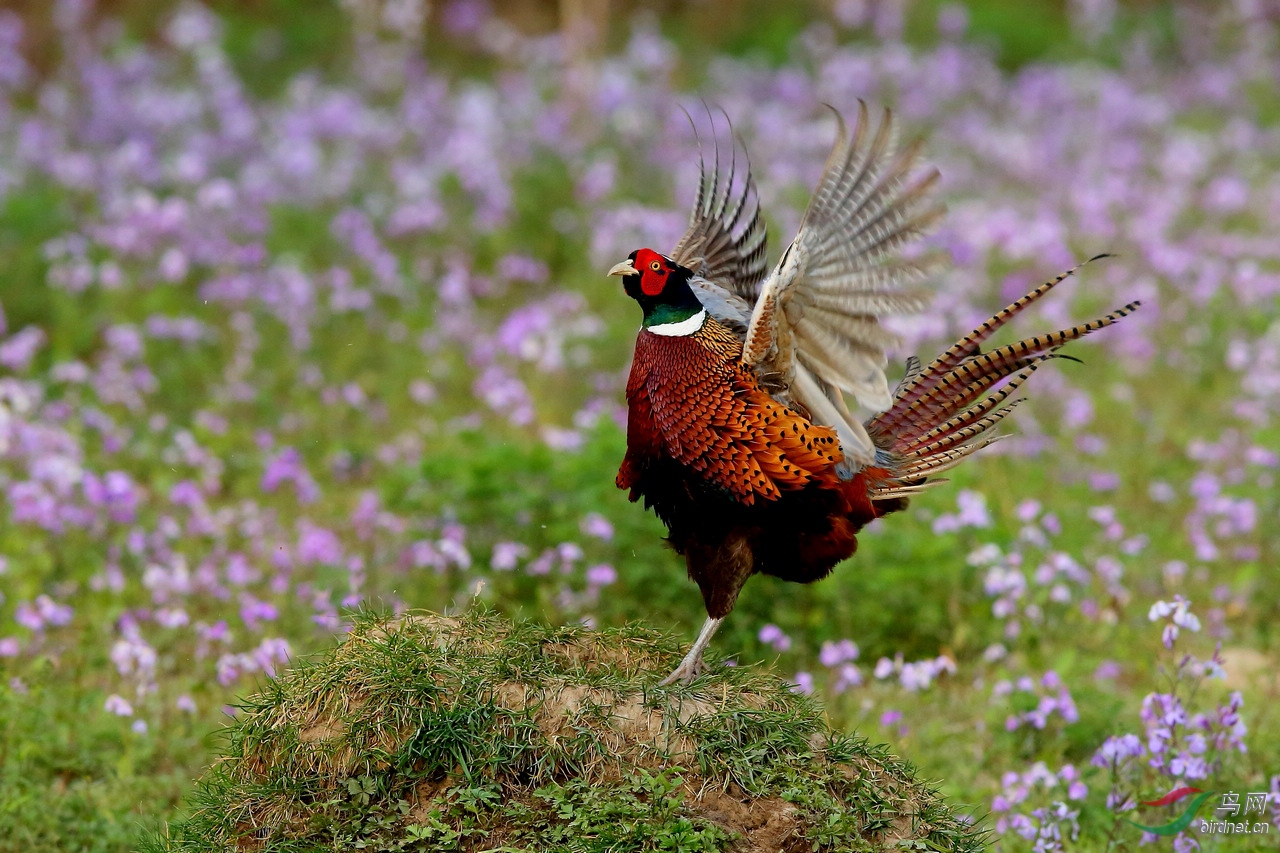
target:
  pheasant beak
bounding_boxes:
[608,260,639,278]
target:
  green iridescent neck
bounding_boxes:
[643,302,703,328]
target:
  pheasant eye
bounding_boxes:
[650,261,662,272]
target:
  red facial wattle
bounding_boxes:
[633,248,668,297]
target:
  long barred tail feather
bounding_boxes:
[875,254,1110,436]
[870,479,949,500]
[904,361,1041,449]
[892,355,924,396]
[865,260,1138,500]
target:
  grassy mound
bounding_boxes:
[145,611,984,852]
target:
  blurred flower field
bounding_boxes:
[0,0,1278,850]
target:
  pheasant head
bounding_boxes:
[609,248,704,332]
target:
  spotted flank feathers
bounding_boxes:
[619,320,848,506]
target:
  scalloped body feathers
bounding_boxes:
[617,315,904,618]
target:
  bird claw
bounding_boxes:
[659,616,723,686]
[658,653,707,686]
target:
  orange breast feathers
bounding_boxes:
[618,320,846,505]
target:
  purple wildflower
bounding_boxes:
[757,624,791,652]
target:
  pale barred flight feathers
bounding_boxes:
[737,102,947,467]
[669,107,770,330]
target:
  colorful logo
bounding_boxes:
[1126,787,1215,836]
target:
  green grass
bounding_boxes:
[140,609,984,853]
[0,659,197,850]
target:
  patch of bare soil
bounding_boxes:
[696,789,805,853]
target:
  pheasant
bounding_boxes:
[607,103,1139,685]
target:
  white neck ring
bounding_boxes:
[646,309,706,337]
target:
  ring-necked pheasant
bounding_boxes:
[608,103,1139,685]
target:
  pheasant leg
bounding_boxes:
[659,616,724,685]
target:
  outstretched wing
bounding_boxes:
[741,102,946,468]
[670,110,769,313]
